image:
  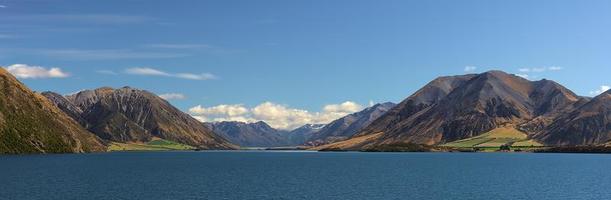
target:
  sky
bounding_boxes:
[1,0,610,129]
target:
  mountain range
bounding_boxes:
[42,87,236,150]
[1,67,610,154]
[204,121,292,147]
[0,68,105,153]
[317,70,610,150]
[204,102,397,147]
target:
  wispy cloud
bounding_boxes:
[4,64,70,79]
[515,74,529,79]
[21,48,189,60]
[0,5,6,8]
[518,66,562,73]
[590,85,610,96]
[1,14,152,24]
[464,66,477,72]
[159,93,186,100]
[516,66,562,80]
[125,67,217,80]
[147,44,211,49]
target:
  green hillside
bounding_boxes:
[108,138,195,151]
[442,127,543,151]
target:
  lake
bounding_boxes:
[1,151,611,200]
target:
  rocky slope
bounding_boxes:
[0,68,105,153]
[306,102,396,145]
[324,70,592,150]
[205,121,290,147]
[287,124,325,145]
[534,90,610,145]
[43,87,236,150]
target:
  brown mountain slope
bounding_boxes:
[0,67,105,154]
[330,70,585,149]
[355,74,477,138]
[306,102,396,145]
[533,90,610,146]
[45,87,236,150]
[205,121,290,147]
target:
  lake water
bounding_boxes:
[1,151,611,200]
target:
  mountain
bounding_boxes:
[0,68,105,153]
[287,124,325,145]
[534,90,611,146]
[306,102,396,145]
[205,121,289,147]
[43,87,236,150]
[205,121,328,147]
[320,70,589,150]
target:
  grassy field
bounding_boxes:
[108,138,195,151]
[441,127,543,151]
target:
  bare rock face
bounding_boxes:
[534,90,611,146]
[346,70,589,147]
[0,68,105,153]
[45,87,236,150]
[306,102,396,145]
[205,121,290,147]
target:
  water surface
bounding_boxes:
[1,151,610,200]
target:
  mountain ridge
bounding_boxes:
[321,70,601,150]
[43,87,237,150]
[0,67,105,153]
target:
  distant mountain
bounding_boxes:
[287,124,325,145]
[205,121,329,147]
[205,121,290,147]
[205,102,399,147]
[534,90,611,146]
[43,87,236,150]
[321,70,592,150]
[306,102,396,145]
[0,68,105,153]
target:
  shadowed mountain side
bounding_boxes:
[306,102,396,146]
[44,87,236,150]
[205,121,290,147]
[324,70,593,150]
[534,90,611,146]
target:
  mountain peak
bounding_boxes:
[1,68,105,153]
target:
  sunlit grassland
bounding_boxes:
[441,127,543,150]
[108,138,195,151]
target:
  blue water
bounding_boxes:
[1,151,611,200]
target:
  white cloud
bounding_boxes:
[0,5,6,8]
[590,85,610,96]
[175,73,217,80]
[125,67,170,76]
[518,66,562,73]
[158,93,186,100]
[124,67,217,80]
[189,101,364,130]
[190,104,250,117]
[147,44,211,49]
[464,66,477,72]
[548,66,563,71]
[4,64,70,79]
[515,66,562,80]
[515,74,529,79]
[518,68,530,72]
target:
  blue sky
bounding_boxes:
[1,0,610,129]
